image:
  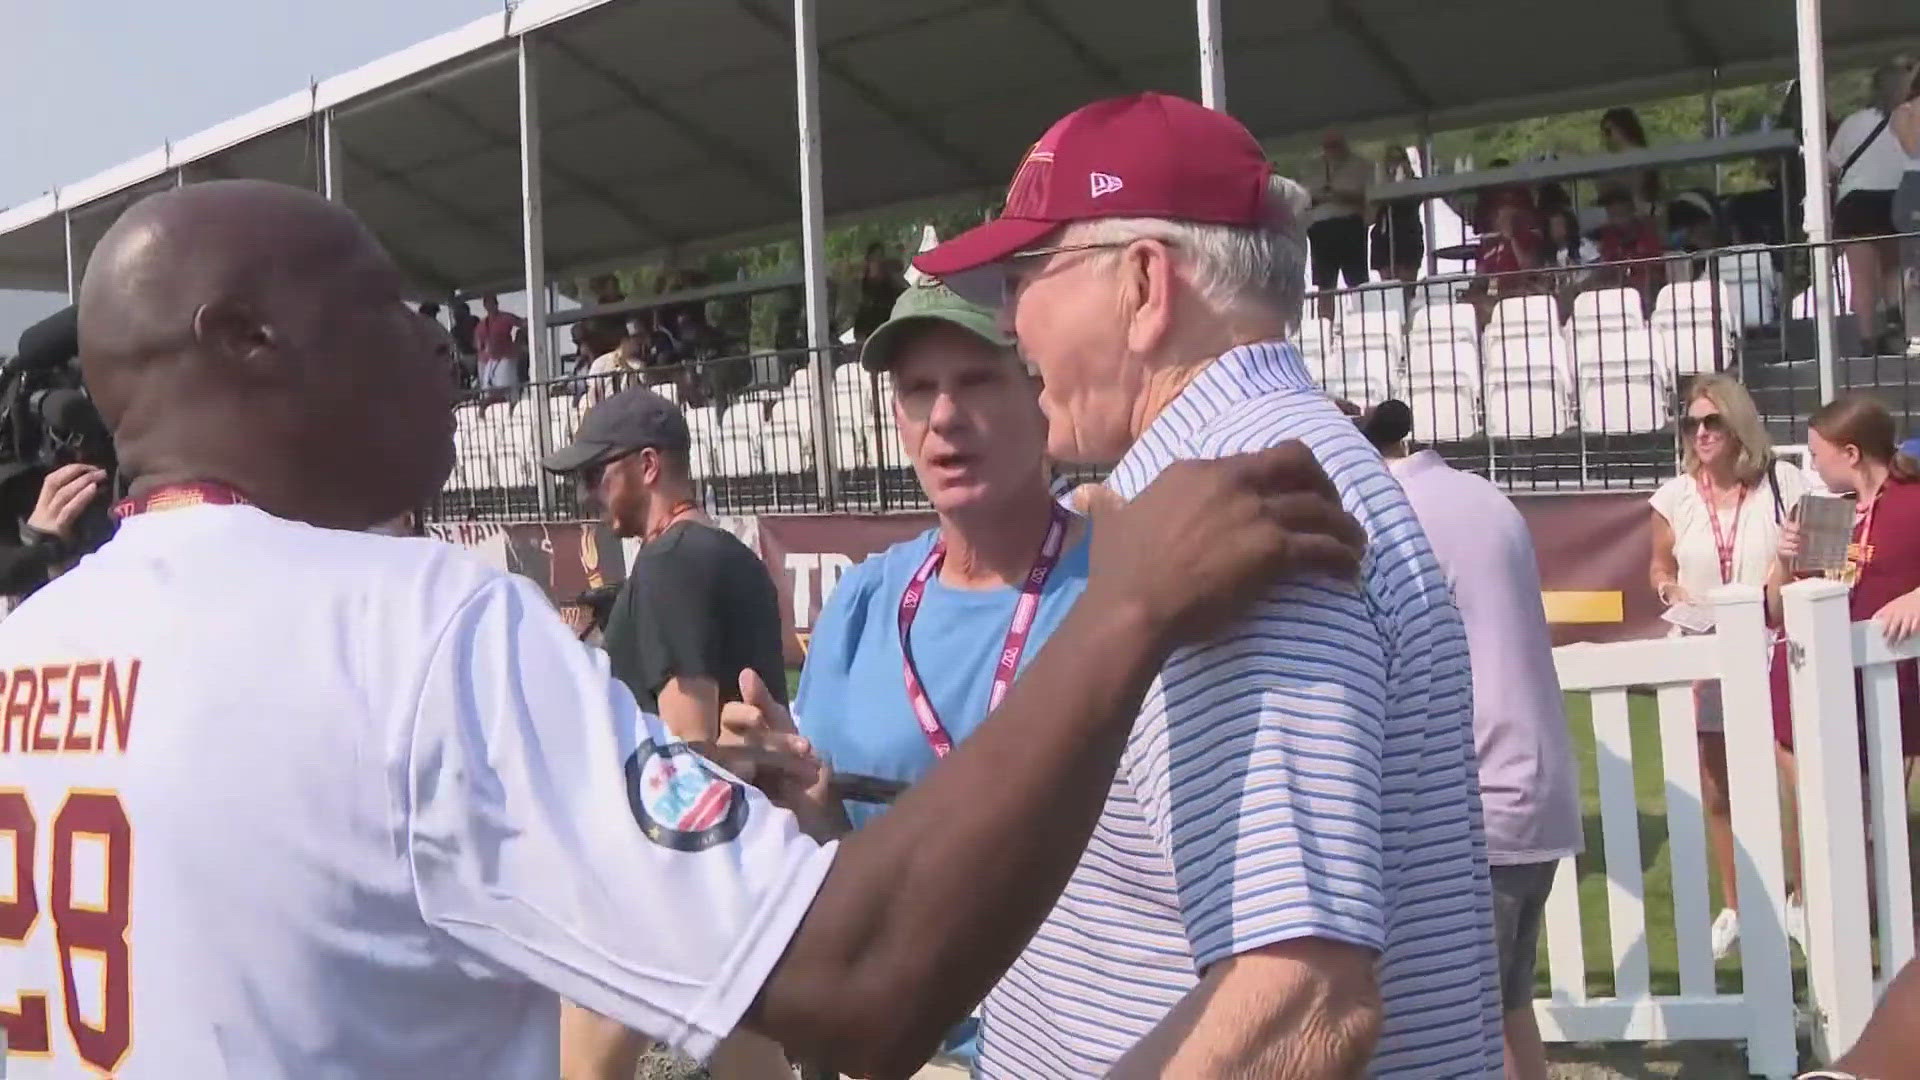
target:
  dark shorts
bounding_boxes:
[1492,861,1559,1013]
[1835,188,1896,239]
[1370,209,1425,274]
[1309,215,1369,290]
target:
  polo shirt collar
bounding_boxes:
[1108,339,1314,498]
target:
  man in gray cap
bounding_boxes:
[541,386,787,741]
[543,386,795,1080]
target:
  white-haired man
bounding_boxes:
[916,93,1504,1077]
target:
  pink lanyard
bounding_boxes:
[897,503,1070,757]
[1696,476,1747,585]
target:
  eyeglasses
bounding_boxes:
[999,241,1135,306]
[1678,413,1727,438]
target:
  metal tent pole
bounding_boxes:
[518,35,555,516]
[1795,0,1838,402]
[63,211,77,301]
[1196,0,1226,110]
[794,0,836,508]
[321,110,344,202]
[1420,121,1438,279]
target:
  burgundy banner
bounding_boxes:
[432,490,1660,666]
[1512,491,1661,646]
[757,513,935,664]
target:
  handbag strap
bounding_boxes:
[1767,457,1785,524]
[1838,110,1892,185]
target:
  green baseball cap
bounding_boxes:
[858,278,1014,373]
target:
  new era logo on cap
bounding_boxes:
[1089,172,1124,198]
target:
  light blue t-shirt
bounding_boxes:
[793,521,1089,1066]
[794,521,1091,832]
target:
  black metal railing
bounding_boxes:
[1302,232,1920,491]
[425,233,1920,521]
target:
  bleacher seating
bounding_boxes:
[1404,303,1481,441]
[1571,288,1668,434]
[1482,295,1572,439]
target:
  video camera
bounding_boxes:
[0,305,117,562]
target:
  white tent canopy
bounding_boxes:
[3,0,1918,297]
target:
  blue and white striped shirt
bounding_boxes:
[976,341,1503,1078]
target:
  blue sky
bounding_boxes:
[0,0,497,346]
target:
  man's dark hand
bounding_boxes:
[1085,442,1365,648]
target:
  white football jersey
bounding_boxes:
[0,504,834,1077]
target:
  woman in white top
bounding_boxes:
[1891,64,1920,356]
[1829,58,1920,354]
[1649,373,1806,960]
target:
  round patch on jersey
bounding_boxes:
[624,739,749,852]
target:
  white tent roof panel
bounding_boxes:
[2,0,1917,296]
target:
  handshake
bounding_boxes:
[693,442,1367,836]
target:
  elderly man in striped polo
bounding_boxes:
[916,93,1502,1079]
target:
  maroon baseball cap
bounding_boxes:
[914,92,1273,298]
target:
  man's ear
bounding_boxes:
[1121,239,1178,356]
[190,300,279,382]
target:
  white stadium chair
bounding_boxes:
[1404,303,1482,442]
[1332,290,1404,405]
[1482,296,1571,439]
[1342,285,1408,345]
[449,404,487,491]
[1571,288,1668,434]
[681,405,718,482]
[712,401,766,479]
[490,403,540,489]
[761,390,817,474]
[1716,245,1778,335]
[787,357,817,396]
[1651,279,1728,378]
[845,370,893,471]
[1294,317,1338,387]
[867,368,910,466]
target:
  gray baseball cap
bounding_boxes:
[859,279,1014,373]
[541,387,692,473]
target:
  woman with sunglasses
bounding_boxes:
[1649,373,1805,960]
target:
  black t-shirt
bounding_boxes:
[602,520,790,714]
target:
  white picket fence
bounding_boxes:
[1541,581,1920,1076]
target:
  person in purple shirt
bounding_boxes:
[1359,399,1583,1080]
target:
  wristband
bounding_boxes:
[21,523,70,561]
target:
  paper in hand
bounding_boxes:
[1793,493,1855,575]
[1661,602,1716,634]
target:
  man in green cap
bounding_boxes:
[723,277,1083,1075]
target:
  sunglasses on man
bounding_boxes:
[578,448,641,488]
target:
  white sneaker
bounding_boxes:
[1711,907,1740,960]
[1786,899,1808,954]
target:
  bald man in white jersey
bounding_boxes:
[0,180,1365,1079]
